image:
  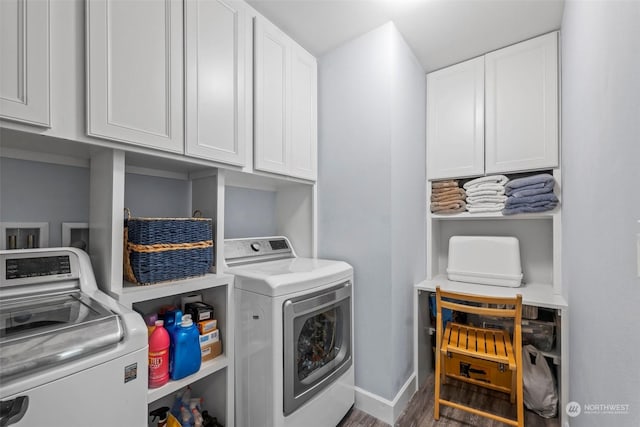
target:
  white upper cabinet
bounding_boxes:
[289,44,318,181]
[426,32,559,180]
[0,0,50,127]
[86,0,184,153]
[485,32,559,174]
[254,16,317,181]
[185,0,247,166]
[254,17,289,176]
[426,56,484,180]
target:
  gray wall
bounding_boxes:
[318,22,426,401]
[561,1,640,425]
[0,160,199,247]
[224,186,277,238]
[124,173,191,218]
[0,157,89,246]
[389,29,427,395]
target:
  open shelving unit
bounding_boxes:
[119,274,234,307]
[87,148,235,426]
[415,168,569,427]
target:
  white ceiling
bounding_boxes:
[246,0,565,72]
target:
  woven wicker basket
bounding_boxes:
[123,209,213,285]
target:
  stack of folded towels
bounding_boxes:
[463,175,509,213]
[503,173,558,215]
[430,180,466,214]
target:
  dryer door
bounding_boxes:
[282,281,352,415]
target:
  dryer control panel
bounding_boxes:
[224,236,294,266]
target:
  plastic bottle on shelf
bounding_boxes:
[170,314,202,381]
[144,313,158,336]
[163,309,183,337]
[163,309,183,377]
[148,320,170,388]
[149,406,170,427]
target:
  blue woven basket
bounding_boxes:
[124,211,213,285]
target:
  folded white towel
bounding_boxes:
[463,175,509,190]
[465,184,507,195]
[467,195,508,204]
[467,205,505,213]
[463,188,505,197]
[467,202,505,208]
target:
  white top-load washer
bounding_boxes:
[0,248,148,427]
[225,237,354,427]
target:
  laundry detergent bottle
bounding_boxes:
[163,309,182,338]
[148,320,170,388]
[170,314,201,380]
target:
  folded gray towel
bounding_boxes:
[502,202,558,215]
[505,192,558,208]
[505,173,554,191]
[506,180,555,197]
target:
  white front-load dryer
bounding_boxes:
[224,237,354,427]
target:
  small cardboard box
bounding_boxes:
[185,301,214,322]
[184,301,214,322]
[445,353,512,389]
[197,319,218,335]
[199,329,222,362]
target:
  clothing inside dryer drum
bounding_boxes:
[296,308,340,381]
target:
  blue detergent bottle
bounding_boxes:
[163,309,182,336]
[170,314,201,380]
[164,309,182,376]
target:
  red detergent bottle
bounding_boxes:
[148,319,170,388]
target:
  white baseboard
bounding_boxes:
[354,373,417,425]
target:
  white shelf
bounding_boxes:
[147,354,229,404]
[416,276,567,310]
[120,273,234,306]
[431,210,557,220]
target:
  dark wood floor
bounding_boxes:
[338,372,559,427]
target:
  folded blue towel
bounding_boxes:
[506,180,555,197]
[502,202,558,215]
[505,174,555,191]
[505,192,558,207]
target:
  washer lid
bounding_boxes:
[0,291,123,382]
[228,257,352,296]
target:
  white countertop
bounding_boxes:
[415,275,568,309]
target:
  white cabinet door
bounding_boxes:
[87,0,183,153]
[0,0,50,127]
[485,32,558,174]
[185,0,247,166]
[289,45,317,181]
[254,16,318,181]
[426,56,484,180]
[254,17,289,176]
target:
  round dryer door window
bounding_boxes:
[282,282,352,415]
